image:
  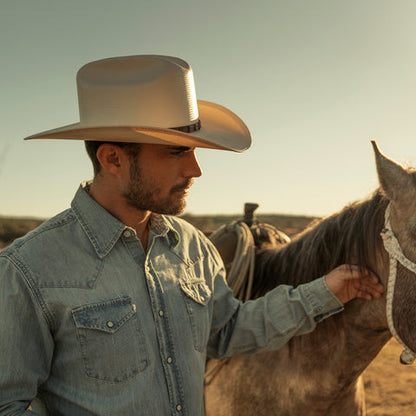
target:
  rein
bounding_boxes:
[381,202,416,365]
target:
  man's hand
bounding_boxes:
[325,264,384,305]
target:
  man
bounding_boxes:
[0,55,383,416]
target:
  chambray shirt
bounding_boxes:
[0,184,343,416]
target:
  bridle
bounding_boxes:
[380,202,416,365]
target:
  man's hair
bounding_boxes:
[84,141,142,176]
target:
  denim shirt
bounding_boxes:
[0,184,343,416]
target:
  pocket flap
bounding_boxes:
[72,297,136,334]
[180,279,212,306]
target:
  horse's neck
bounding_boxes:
[332,299,390,376]
[252,201,391,381]
[288,265,391,386]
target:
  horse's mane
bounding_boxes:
[250,190,388,299]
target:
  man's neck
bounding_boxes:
[125,210,152,252]
[88,179,152,251]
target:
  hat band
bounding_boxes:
[171,119,201,133]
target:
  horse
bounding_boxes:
[204,142,416,416]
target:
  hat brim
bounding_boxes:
[24,100,251,152]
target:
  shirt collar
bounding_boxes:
[150,214,181,248]
[71,182,180,258]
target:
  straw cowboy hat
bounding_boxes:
[24,55,251,152]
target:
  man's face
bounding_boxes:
[122,144,202,215]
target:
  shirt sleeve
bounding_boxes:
[0,256,54,416]
[207,265,343,359]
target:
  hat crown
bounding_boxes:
[77,55,199,128]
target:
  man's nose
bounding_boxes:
[183,150,202,178]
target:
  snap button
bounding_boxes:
[107,321,114,328]
[167,357,173,364]
[123,230,132,238]
[176,404,182,412]
[159,310,164,317]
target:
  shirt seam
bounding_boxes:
[3,253,55,332]
[8,210,76,250]
[72,199,122,259]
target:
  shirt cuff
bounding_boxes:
[298,276,344,323]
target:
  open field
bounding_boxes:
[364,339,416,415]
[0,213,315,249]
[1,214,416,414]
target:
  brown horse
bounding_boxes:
[204,143,416,415]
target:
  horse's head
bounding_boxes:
[372,141,416,361]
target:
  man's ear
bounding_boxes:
[96,144,125,176]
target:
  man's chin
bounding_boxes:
[123,192,187,215]
[166,203,186,216]
[154,199,187,216]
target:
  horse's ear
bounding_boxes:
[371,141,415,202]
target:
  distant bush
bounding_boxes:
[0,217,44,248]
[0,213,317,249]
[181,213,316,237]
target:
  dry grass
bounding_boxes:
[364,339,416,415]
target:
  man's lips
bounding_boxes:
[171,179,193,194]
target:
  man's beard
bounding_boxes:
[122,158,193,215]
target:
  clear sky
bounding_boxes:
[2,0,416,219]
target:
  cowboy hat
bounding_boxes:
[24,55,251,152]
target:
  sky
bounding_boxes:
[2,0,416,219]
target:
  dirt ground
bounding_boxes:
[364,339,416,415]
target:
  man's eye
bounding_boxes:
[169,147,191,156]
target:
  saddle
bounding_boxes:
[209,203,290,302]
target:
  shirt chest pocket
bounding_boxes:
[179,266,212,352]
[72,296,148,382]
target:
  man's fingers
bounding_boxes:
[360,275,384,289]
[326,264,384,304]
[340,265,381,286]
[356,279,384,298]
[357,291,373,301]
[359,286,383,298]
